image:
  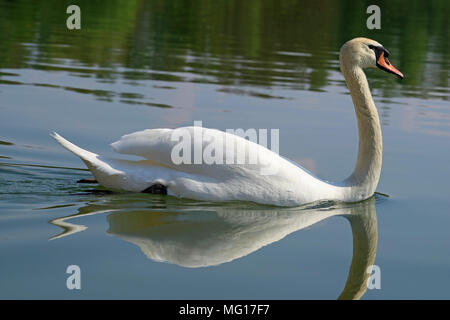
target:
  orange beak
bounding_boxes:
[377,51,404,79]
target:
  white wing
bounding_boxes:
[111,127,287,177]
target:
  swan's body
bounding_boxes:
[53,38,403,207]
[53,128,353,206]
[49,197,378,300]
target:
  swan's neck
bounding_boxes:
[340,63,382,197]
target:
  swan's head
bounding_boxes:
[340,37,403,79]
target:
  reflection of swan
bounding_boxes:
[50,196,378,299]
[51,38,402,206]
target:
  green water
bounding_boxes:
[0,0,449,299]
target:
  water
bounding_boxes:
[0,0,449,299]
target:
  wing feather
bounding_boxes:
[110,127,290,179]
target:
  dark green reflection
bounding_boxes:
[0,0,447,100]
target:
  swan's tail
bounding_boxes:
[51,132,98,165]
[52,133,126,191]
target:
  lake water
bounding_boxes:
[0,0,449,299]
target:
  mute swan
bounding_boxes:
[52,37,403,207]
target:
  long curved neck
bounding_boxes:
[340,61,382,197]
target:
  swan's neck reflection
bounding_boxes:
[49,197,378,299]
[338,203,377,300]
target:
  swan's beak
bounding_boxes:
[377,51,404,79]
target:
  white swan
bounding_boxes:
[48,197,378,299]
[52,37,403,207]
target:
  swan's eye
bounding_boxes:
[368,44,375,50]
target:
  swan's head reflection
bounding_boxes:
[50,196,378,299]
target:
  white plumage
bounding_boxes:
[53,37,403,206]
[52,127,342,206]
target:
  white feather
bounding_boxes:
[52,128,341,206]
